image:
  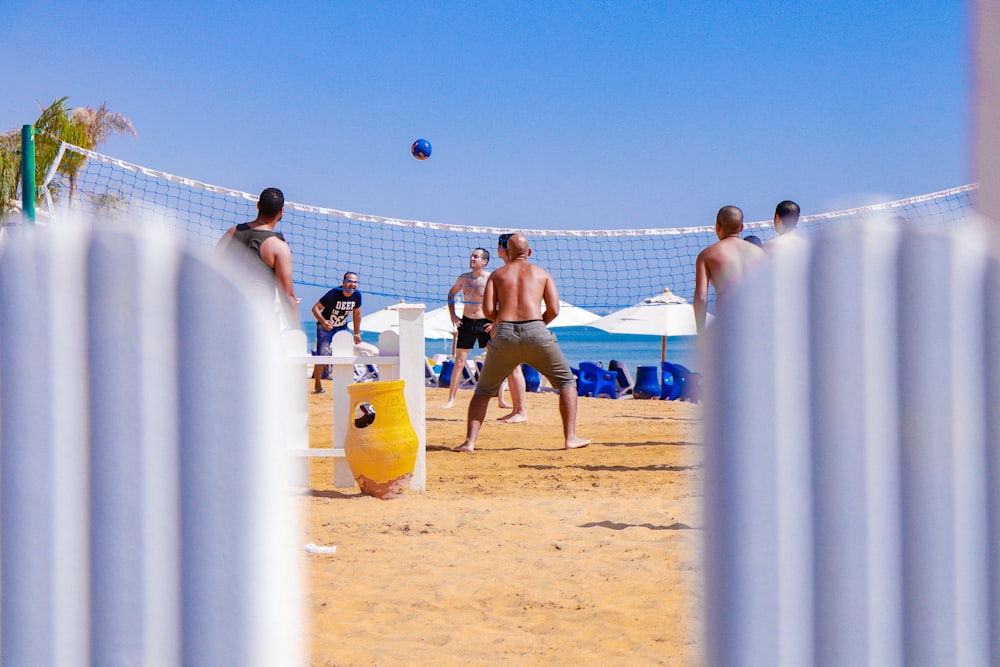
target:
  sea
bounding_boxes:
[301,322,701,376]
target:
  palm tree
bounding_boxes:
[71,103,136,149]
[0,97,135,219]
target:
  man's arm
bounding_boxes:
[352,305,362,343]
[262,238,297,311]
[541,274,560,325]
[447,277,462,324]
[312,300,333,330]
[693,250,710,336]
[482,275,497,321]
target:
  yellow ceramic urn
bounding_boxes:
[344,379,418,499]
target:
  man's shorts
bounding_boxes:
[456,316,492,350]
[474,320,576,397]
[315,324,347,355]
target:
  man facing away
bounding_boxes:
[216,187,298,329]
[453,233,589,453]
[493,232,528,423]
[443,248,495,408]
[765,199,807,254]
[693,205,764,335]
[310,272,362,394]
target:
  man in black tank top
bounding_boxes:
[216,187,299,328]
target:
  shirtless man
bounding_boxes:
[443,248,496,408]
[216,187,298,329]
[453,234,590,452]
[494,233,528,423]
[693,205,764,335]
[765,199,808,254]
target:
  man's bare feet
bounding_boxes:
[497,398,512,409]
[497,411,527,423]
[452,442,475,453]
[564,437,591,450]
[443,400,455,408]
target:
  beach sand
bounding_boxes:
[298,384,705,666]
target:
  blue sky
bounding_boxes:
[1,1,967,230]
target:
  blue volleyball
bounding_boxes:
[411,138,432,160]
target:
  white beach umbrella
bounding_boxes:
[541,300,601,328]
[360,303,459,340]
[591,288,705,361]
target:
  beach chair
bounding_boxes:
[462,358,480,389]
[577,361,618,398]
[437,359,455,387]
[521,364,541,392]
[671,363,701,402]
[660,362,684,401]
[352,341,380,383]
[607,360,634,397]
[633,365,661,400]
[424,357,440,387]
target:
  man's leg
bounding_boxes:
[312,364,325,393]
[558,386,591,450]
[498,365,528,423]
[453,393,491,452]
[313,326,331,393]
[444,348,471,408]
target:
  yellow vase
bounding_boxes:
[344,379,418,499]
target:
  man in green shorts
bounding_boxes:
[453,233,590,453]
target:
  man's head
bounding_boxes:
[342,271,359,294]
[257,187,284,219]
[774,200,800,234]
[506,233,531,260]
[497,233,515,261]
[470,248,490,268]
[716,206,744,239]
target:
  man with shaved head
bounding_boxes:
[693,205,764,335]
[453,233,590,453]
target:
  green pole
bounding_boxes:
[21,124,35,225]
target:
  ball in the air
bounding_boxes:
[411,138,432,160]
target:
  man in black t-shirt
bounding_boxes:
[310,272,362,394]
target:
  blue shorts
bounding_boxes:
[474,320,576,396]
[315,324,347,355]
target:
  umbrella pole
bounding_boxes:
[451,332,458,358]
[661,336,666,362]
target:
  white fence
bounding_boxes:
[285,304,427,491]
[0,224,301,665]
[703,217,999,666]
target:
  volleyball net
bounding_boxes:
[32,142,977,312]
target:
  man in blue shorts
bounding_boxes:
[311,272,362,394]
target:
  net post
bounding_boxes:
[20,125,35,225]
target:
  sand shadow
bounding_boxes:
[520,463,701,473]
[579,520,694,530]
[426,444,460,452]
[292,488,367,500]
[599,440,702,448]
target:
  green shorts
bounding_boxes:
[474,320,576,396]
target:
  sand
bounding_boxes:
[297,384,705,666]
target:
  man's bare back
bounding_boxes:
[699,236,763,297]
[693,206,764,334]
[483,234,559,323]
